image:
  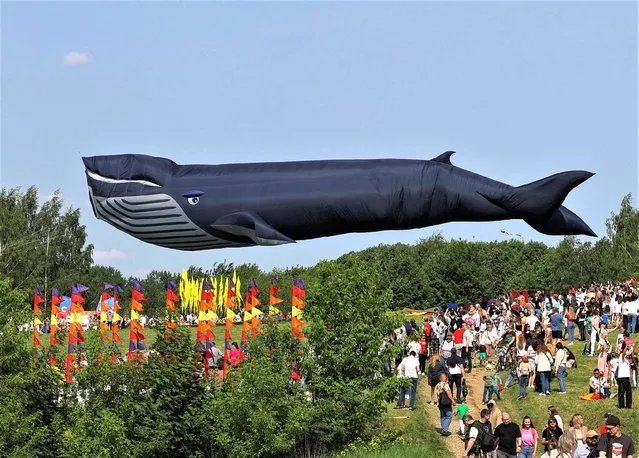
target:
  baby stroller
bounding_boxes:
[496,345,515,372]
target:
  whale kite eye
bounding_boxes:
[183,190,204,206]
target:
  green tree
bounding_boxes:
[0,187,93,299]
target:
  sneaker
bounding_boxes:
[517,396,523,400]
[558,391,567,395]
[539,393,546,396]
[441,431,452,437]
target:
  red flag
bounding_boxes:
[132,289,147,301]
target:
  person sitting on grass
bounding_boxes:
[589,368,611,398]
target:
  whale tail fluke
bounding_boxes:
[479,170,595,217]
[525,206,597,237]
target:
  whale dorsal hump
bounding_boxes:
[431,151,455,165]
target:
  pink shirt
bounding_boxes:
[520,427,538,446]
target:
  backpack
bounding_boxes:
[479,421,496,452]
[466,421,492,454]
[438,389,452,406]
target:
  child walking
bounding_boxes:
[517,355,531,400]
[455,400,469,437]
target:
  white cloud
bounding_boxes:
[62,51,93,66]
[93,249,130,263]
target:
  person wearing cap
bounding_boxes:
[599,412,612,435]
[486,399,502,430]
[573,430,599,458]
[596,414,635,458]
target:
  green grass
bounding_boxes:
[496,334,639,440]
[338,444,441,458]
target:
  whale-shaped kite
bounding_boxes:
[82,152,596,251]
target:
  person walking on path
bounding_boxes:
[494,412,521,458]
[435,373,456,437]
[486,400,502,430]
[427,354,448,404]
[395,350,420,410]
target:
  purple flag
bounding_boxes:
[137,342,146,351]
[34,287,42,296]
[114,285,124,294]
[72,284,89,294]
[228,279,235,290]
[271,275,279,283]
[68,344,76,353]
[203,280,212,291]
[167,280,177,291]
[128,341,136,352]
[132,280,143,292]
[103,283,114,290]
[51,288,60,297]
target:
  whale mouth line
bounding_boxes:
[86,170,161,188]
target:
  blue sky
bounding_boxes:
[2,2,637,278]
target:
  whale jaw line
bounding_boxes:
[88,190,242,250]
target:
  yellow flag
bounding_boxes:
[243,311,252,321]
[100,312,107,322]
[226,308,236,320]
[269,306,280,316]
[51,316,59,326]
[131,310,140,321]
[113,312,122,321]
[198,310,207,321]
[34,317,43,325]
[252,307,263,318]
[292,307,303,318]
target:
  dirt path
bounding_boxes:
[422,366,487,458]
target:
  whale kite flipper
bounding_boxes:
[211,211,295,246]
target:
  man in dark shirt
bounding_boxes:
[596,415,635,458]
[494,412,521,458]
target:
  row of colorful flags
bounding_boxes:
[31,272,305,383]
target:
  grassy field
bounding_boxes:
[495,334,639,441]
[336,383,453,458]
[338,444,444,458]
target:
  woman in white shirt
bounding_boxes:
[616,346,633,408]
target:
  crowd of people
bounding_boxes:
[388,282,638,457]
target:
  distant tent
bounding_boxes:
[58,296,71,317]
[446,303,459,311]
[95,296,116,312]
